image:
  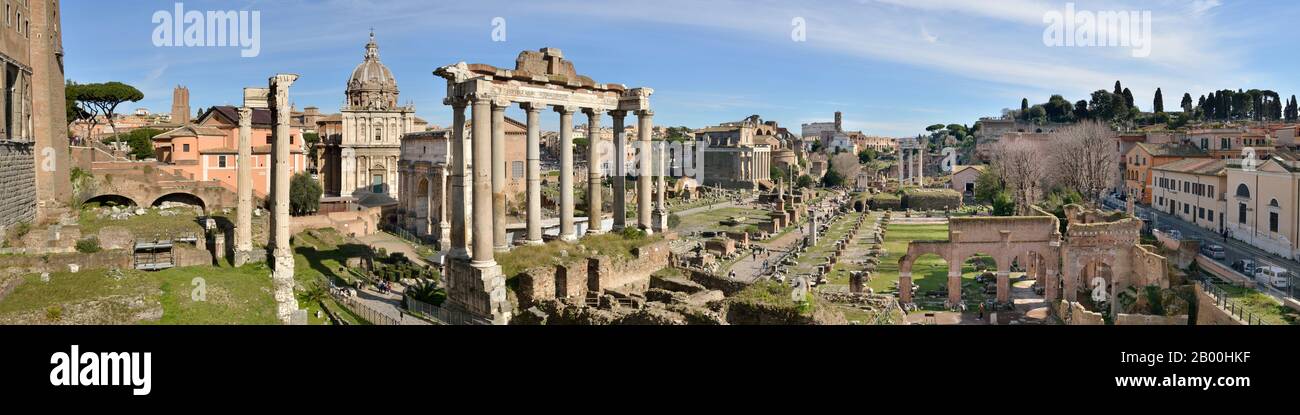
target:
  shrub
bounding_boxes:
[902,188,962,211]
[868,193,902,211]
[75,237,102,253]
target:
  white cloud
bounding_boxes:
[1191,0,1223,16]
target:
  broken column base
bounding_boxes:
[652,209,669,232]
[271,254,304,325]
[444,259,513,325]
[233,250,251,267]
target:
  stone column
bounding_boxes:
[555,106,577,241]
[610,111,627,232]
[585,108,605,235]
[491,99,509,251]
[654,141,669,231]
[636,110,654,233]
[233,107,253,266]
[522,103,544,245]
[448,100,470,259]
[269,74,301,325]
[438,167,451,250]
[947,271,962,308]
[470,95,495,266]
[916,148,924,186]
[898,150,905,184]
[996,271,1010,304]
[899,272,913,304]
[425,174,436,235]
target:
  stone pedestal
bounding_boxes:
[271,254,300,324]
[445,258,512,325]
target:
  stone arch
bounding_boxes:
[83,194,139,208]
[151,192,207,212]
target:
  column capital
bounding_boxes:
[443,96,469,108]
[469,91,495,104]
[608,109,628,118]
[237,106,252,118]
[492,97,512,109]
[635,109,655,117]
[269,73,299,88]
[554,105,578,115]
[583,107,607,117]
[520,101,545,113]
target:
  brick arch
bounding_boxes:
[148,192,210,212]
[83,193,141,208]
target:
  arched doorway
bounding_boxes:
[83,194,138,208]
[961,253,999,308]
[1077,259,1114,312]
[152,193,206,212]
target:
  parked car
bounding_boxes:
[1255,266,1291,289]
[1201,244,1227,260]
[1232,259,1257,276]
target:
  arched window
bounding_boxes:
[1270,199,1280,208]
[1236,184,1251,199]
[375,127,382,142]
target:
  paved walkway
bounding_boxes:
[357,232,428,266]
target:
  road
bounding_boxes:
[1111,196,1299,300]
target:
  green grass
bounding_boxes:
[496,232,664,278]
[0,264,281,325]
[0,227,372,325]
[77,207,206,239]
[856,222,995,311]
[1213,282,1299,325]
[673,206,773,234]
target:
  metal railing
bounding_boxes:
[332,292,402,326]
[1199,279,1265,325]
[404,296,492,325]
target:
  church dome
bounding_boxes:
[346,32,399,110]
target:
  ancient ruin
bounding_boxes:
[434,48,656,324]
[898,205,1169,315]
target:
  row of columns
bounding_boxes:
[898,147,924,186]
[447,95,658,270]
[231,74,302,324]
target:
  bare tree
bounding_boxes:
[1048,121,1118,202]
[990,138,1048,215]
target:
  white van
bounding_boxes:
[1254,266,1291,289]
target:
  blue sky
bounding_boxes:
[64,0,1300,136]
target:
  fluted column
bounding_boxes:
[557,106,577,241]
[234,107,253,266]
[636,110,654,233]
[585,108,605,236]
[269,73,300,325]
[470,95,495,267]
[522,103,544,245]
[610,111,627,231]
[491,99,509,251]
[448,100,469,258]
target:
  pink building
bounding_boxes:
[152,106,307,198]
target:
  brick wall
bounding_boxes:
[0,142,37,233]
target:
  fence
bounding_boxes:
[331,291,402,326]
[404,296,492,325]
[1199,279,1265,325]
[380,223,431,247]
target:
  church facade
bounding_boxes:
[320,32,416,203]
